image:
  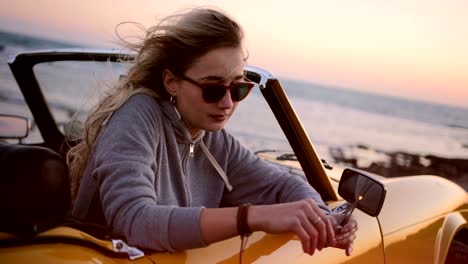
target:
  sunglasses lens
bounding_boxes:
[201,82,253,103]
[230,84,250,102]
[183,74,254,103]
[203,84,227,103]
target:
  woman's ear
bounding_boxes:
[162,69,178,97]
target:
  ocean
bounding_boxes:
[1,30,468,171]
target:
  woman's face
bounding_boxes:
[172,46,246,138]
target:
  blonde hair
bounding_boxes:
[67,7,244,203]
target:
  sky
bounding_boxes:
[1,0,467,109]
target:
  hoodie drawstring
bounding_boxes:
[199,140,233,192]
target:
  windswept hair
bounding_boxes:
[67,7,244,203]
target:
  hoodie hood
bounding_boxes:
[159,100,232,191]
[159,100,205,145]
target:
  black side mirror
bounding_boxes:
[0,114,29,141]
[337,168,386,221]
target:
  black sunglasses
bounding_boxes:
[179,75,255,103]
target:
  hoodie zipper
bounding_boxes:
[182,142,194,206]
[189,143,194,157]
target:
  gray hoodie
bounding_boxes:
[72,94,329,252]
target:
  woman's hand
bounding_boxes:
[328,214,358,256]
[248,198,336,255]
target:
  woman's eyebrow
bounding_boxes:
[200,75,224,81]
[200,74,244,82]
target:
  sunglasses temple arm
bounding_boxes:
[244,65,275,89]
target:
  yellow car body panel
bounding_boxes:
[0,227,154,263]
[1,148,467,264]
[0,217,383,264]
[378,175,468,263]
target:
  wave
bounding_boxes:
[281,78,468,129]
[447,124,468,130]
[0,30,80,51]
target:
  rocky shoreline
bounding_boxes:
[329,145,468,190]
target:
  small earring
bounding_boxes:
[170,96,176,105]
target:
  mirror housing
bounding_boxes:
[338,168,386,217]
[0,114,29,140]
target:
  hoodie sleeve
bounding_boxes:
[89,95,206,251]
[216,130,331,213]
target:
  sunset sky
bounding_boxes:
[1,0,467,108]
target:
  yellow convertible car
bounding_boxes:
[0,50,467,263]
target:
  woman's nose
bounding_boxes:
[217,89,234,109]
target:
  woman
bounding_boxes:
[68,7,357,255]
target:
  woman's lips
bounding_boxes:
[210,114,229,122]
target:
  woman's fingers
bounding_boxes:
[321,213,336,247]
[304,199,334,251]
[295,225,311,254]
[336,226,357,241]
[331,215,358,255]
[280,199,327,255]
[346,242,354,256]
[312,217,327,250]
[249,200,339,255]
[292,211,314,255]
[306,220,319,254]
[339,216,358,232]
[306,211,324,251]
[336,233,356,245]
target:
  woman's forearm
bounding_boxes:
[200,207,239,244]
[199,199,337,256]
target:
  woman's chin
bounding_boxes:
[204,122,227,132]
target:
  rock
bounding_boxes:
[328,145,468,190]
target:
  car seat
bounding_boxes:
[0,143,71,236]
